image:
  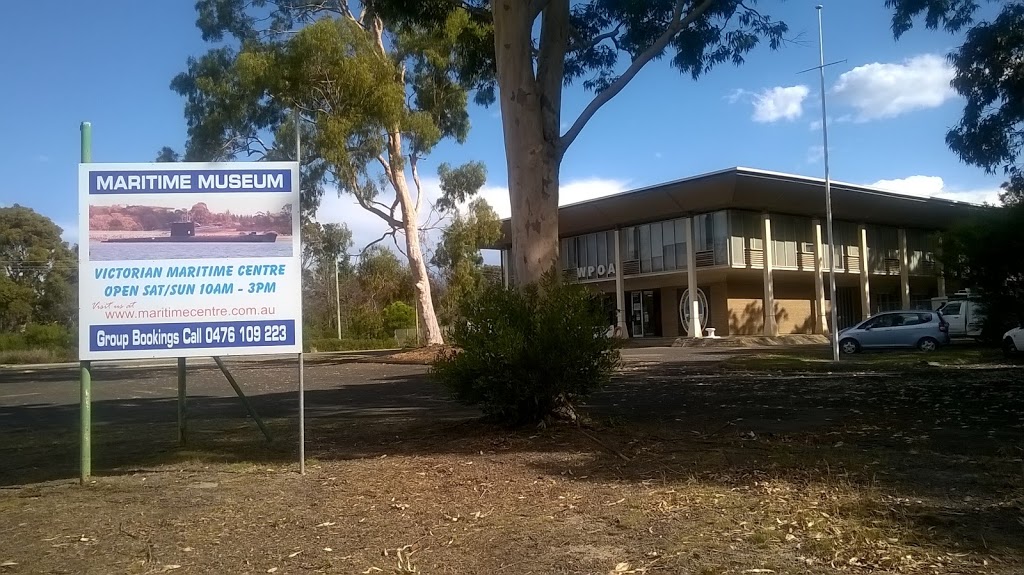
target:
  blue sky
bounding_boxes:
[0,0,1006,253]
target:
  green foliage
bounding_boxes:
[301,221,355,338]
[373,0,788,103]
[436,161,488,212]
[175,2,488,342]
[887,0,1023,202]
[431,271,621,425]
[432,197,502,323]
[304,337,406,353]
[940,203,1024,340]
[173,2,486,218]
[358,246,415,305]
[382,301,417,334]
[0,205,76,332]
[21,323,72,349]
[348,305,386,339]
[0,323,74,365]
[155,146,181,162]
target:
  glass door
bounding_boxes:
[629,290,659,337]
[630,292,644,337]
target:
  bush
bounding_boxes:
[304,337,403,352]
[382,301,416,335]
[430,271,620,425]
[348,305,385,339]
[22,323,71,349]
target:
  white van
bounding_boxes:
[932,292,985,338]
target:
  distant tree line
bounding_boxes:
[89,202,292,235]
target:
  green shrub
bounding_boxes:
[0,332,27,351]
[304,337,402,352]
[348,306,385,339]
[382,301,416,334]
[22,323,71,349]
[430,271,620,425]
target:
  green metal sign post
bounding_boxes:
[177,358,187,445]
[80,121,93,485]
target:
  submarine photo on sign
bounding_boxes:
[87,193,294,261]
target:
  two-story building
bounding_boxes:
[491,167,989,338]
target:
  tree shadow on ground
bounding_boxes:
[2,358,1022,562]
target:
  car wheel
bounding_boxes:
[1004,337,1019,358]
[840,338,860,354]
[917,337,939,352]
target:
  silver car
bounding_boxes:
[839,310,950,354]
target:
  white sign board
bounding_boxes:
[78,162,302,360]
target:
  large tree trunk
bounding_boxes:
[492,0,567,286]
[386,133,445,346]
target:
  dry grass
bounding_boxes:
[0,347,69,365]
[1,357,1022,574]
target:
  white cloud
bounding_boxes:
[315,176,631,256]
[832,54,956,121]
[730,85,810,123]
[475,177,629,220]
[869,175,1001,205]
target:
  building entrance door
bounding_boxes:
[629,290,659,337]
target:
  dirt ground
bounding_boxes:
[1,351,1022,574]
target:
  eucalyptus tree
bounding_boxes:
[170,0,489,344]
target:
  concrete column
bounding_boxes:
[613,228,627,337]
[685,217,702,338]
[898,228,910,309]
[761,213,778,336]
[936,236,947,299]
[812,219,827,335]
[858,224,871,319]
[500,249,510,288]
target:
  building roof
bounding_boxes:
[491,166,991,249]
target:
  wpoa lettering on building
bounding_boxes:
[577,263,617,281]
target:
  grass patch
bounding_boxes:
[722,344,1009,372]
[304,337,410,352]
[0,347,72,365]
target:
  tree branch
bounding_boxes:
[579,23,622,53]
[362,229,398,254]
[350,175,403,229]
[557,0,717,157]
[391,233,409,259]
[376,154,395,186]
[338,1,364,28]
[410,154,425,214]
[370,14,387,58]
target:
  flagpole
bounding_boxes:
[816,5,840,362]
